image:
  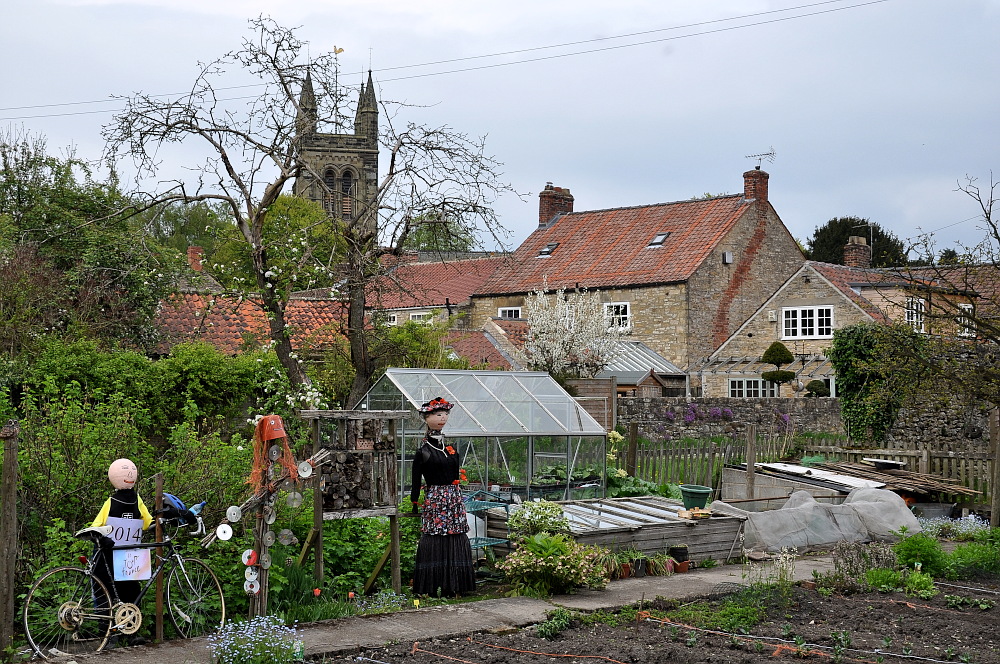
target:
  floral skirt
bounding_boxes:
[420,484,469,535]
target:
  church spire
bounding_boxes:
[354,70,378,140]
[296,69,317,137]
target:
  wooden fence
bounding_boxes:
[622,428,997,510]
[621,425,795,490]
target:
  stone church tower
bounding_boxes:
[293,71,378,228]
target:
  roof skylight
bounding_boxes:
[537,242,559,257]
[647,232,671,247]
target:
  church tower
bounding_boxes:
[293,71,378,229]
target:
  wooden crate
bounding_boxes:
[486,496,746,563]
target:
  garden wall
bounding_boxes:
[617,396,844,441]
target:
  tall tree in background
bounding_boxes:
[807,216,908,267]
[0,130,179,359]
[103,18,516,406]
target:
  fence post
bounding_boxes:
[919,449,930,476]
[991,409,1000,529]
[0,419,20,658]
[626,422,638,476]
[154,474,164,643]
[746,424,757,502]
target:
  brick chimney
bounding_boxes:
[187,246,204,272]
[538,183,574,227]
[743,167,769,204]
[843,236,872,268]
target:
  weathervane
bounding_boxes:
[745,147,776,169]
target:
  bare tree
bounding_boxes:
[103,18,517,406]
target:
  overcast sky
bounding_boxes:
[3,0,998,256]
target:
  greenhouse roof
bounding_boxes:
[363,369,607,437]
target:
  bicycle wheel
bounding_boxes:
[23,566,112,659]
[166,557,225,638]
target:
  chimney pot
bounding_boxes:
[743,169,769,204]
[843,235,872,268]
[538,183,574,227]
[187,246,205,272]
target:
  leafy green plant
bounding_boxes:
[864,568,903,592]
[903,570,938,599]
[893,532,947,578]
[497,533,608,596]
[506,500,570,537]
[207,615,302,664]
[946,542,1000,579]
[535,608,574,639]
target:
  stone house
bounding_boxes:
[699,237,977,398]
[470,169,805,388]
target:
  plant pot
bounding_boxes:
[631,559,646,578]
[669,545,689,563]
[617,563,632,579]
[675,560,690,573]
[679,484,713,509]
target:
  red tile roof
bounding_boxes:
[444,330,513,370]
[809,262,890,323]
[475,196,751,295]
[370,256,506,310]
[155,292,347,355]
[492,318,528,348]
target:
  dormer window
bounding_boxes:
[647,232,671,247]
[537,243,559,257]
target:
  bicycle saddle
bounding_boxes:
[74,525,113,540]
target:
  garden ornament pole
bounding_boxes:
[0,419,20,657]
[991,409,999,529]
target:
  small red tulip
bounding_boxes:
[313,588,321,597]
[348,591,355,599]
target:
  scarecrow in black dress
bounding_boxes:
[410,397,476,596]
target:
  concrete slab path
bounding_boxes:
[51,553,835,663]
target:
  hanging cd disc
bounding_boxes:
[244,567,259,582]
[297,461,313,478]
[244,579,261,595]
[277,529,295,546]
[226,506,243,523]
[262,530,276,547]
[215,523,233,541]
[260,553,272,569]
[241,549,258,566]
[286,492,303,508]
[263,505,277,525]
[268,444,282,461]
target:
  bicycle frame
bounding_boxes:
[87,523,192,608]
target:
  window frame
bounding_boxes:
[781,305,834,340]
[409,312,433,324]
[604,302,632,331]
[957,303,975,338]
[497,307,522,319]
[728,378,779,398]
[386,313,398,326]
[906,296,926,333]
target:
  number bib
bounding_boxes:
[106,516,151,581]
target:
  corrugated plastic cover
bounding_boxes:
[363,368,606,436]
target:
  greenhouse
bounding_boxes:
[361,368,608,502]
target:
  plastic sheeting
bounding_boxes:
[713,488,921,553]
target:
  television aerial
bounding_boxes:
[745,148,776,169]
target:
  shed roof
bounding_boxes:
[362,368,606,436]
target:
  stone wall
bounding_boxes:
[618,396,844,441]
[618,393,992,456]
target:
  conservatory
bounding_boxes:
[361,369,608,503]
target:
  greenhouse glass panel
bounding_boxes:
[360,369,607,503]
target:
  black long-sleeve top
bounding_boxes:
[410,431,460,503]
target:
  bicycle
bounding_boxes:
[22,507,226,659]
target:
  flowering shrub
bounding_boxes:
[207,615,303,664]
[498,532,609,596]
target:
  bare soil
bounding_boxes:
[333,582,1000,664]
